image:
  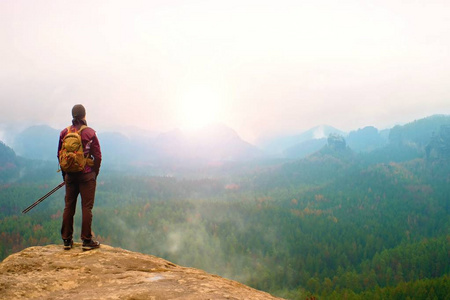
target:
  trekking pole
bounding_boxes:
[22,182,65,214]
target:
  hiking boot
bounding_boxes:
[82,239,100,251]
[63,239,73,250]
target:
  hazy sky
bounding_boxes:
[1,0,449,143]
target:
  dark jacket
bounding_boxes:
[58,119,102,176]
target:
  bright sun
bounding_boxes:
[178,85,223,131]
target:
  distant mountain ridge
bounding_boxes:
[388,114,450,146]
[259,125,345,156]
[13,125,59,161]
[2,115,450,167]
[101,123,264,166]
[346,126,389,153]
[263,124,389,159]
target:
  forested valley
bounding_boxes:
[1,117,449,299]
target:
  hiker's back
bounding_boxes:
[60,104,102,250]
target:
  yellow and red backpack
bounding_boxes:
[58,125,88,173]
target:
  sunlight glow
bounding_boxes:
[177,85,224,131]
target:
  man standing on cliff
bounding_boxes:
[58,104,102,250]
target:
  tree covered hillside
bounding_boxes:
[0,141,19,182]
[1,116,449,299]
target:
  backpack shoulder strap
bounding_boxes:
[62,126,72,138]
[78,125,88,133]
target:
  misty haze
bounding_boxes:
[1,1,450,299]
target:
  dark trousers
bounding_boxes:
[61,172,97,241]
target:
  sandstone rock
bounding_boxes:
[0,244,283,300]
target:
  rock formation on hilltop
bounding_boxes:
[0,244,283,300]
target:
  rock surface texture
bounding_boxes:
[0,244,283,300]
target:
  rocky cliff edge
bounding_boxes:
[0,244,283,300]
